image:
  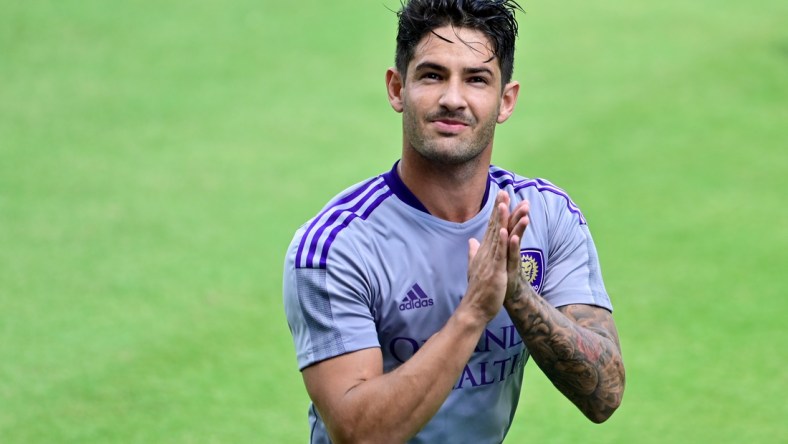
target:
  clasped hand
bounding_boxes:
[465,191,530,322]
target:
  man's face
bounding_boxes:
[399,26,507,165]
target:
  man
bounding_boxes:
[283,1,625,442]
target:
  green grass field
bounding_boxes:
[1,0,786,442]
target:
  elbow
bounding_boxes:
[588,412,612,424]
[322,410,361,444]
[327,428,364,444]
[320,400,412,444]
[582,390,623,424]
[329,431,393,444]
[585,363,626,424]
[326,418,394,444]
[585,399,621,424]
[326,421,369,444]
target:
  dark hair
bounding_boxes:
[395,0,523,86]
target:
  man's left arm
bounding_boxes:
[504,200,625,423]
[505,291,625,423]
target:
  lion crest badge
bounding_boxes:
[519,248,544,293]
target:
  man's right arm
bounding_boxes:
[300,192,513,444]
[302,310,486,444]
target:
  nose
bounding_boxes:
[437,78,467,111]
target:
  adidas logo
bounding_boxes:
[399,283,434,311]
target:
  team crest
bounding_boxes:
[519,249,544,293]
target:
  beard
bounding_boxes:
[402,99,498,166]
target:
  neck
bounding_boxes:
[398,149,492,223]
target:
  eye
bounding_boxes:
[469,76,489,84]
[421,72,442,81]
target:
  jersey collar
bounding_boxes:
[381,160,492,215]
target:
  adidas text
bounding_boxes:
[399,298,434,311]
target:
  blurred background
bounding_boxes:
[1,0,786,442]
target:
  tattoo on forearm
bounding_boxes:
[505,286,625,422]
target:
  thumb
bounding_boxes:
[468,238,480,261]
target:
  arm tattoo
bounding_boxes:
[505,286,625,422]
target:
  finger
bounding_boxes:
[499,190,511,210]
[493,193,506,228]
[485,197,508,251]
[498,195,511,229]
[511,214,529,243]
[508,200,529,232]
[493,226,509,263]
[481,192,505,245]
[491,202,509,258]
[507,234,521,276]
[496,191,511,231]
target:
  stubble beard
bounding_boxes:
[402,101,498,167]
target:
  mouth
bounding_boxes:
[431,119,469,134]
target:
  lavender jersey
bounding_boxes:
[283,162,612,444]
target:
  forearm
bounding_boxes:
[504,289,625,423]
[323,308,486,443]
[309,194,513,443]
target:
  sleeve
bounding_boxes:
[283,228,380,370]
[539,190,613,312]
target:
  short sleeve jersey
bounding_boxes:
[283,162,612,444]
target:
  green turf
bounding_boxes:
[1,0,786,442]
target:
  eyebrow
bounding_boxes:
[413,62,448,73]
[464,66,494,77]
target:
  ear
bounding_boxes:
[497,80,520,124]
[386,67,405,113]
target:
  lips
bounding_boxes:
[431,119,469,133]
